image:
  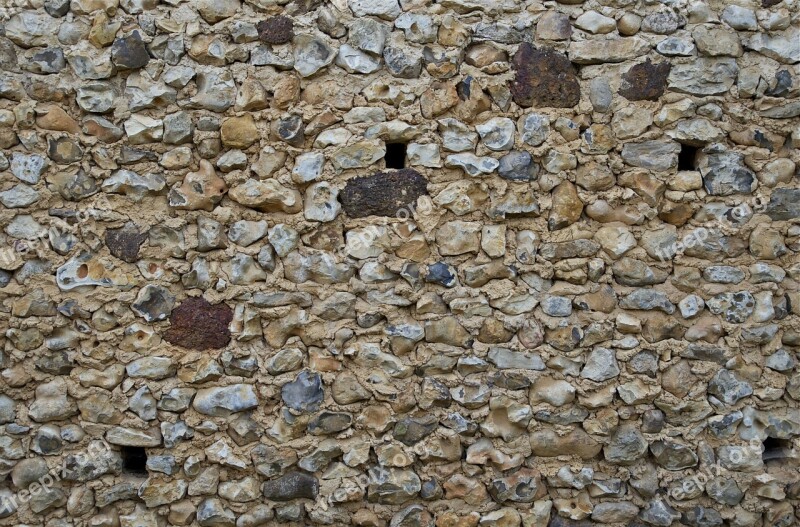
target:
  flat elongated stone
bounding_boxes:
[193,384,258,416]
[340,169,428,218]
[262,472,319,501]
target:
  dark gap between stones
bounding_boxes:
[678,143,699,171]
[762,437,792,462]
[385,143,407,169]
[121,446,148,474]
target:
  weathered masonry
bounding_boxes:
[0,0,799,526]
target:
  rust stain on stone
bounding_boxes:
[164,297,233,350]
[340,168,429,218]
[619,59,672,101]
[510,43,581,108]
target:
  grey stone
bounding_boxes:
[621,141,680,171]
[707,369,753,405]
[262,472,319,501]
[193,385,258,416]
[281,371,324,412]
[498,151,538,181]
[581,348,620,382]
[10,153,47,184]
[604,424,647,465]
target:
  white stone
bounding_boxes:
[476,117,515,151]
[349,0,401,20]
[445,153,499,177]
[124,114,163,144]
[575,11,617,34]
[304,182,341,222]
[292,152,325,183]
[407,143,441,168]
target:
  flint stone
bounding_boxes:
[622,140,680,171]
[112,31,150,70]
[707,369,753,405]
[282,371,324,412]
[605,425,648,465]
[193,384,258,416]
[700,150,756,196]
[765,189,800,220]
[262,472,319,501]
[668,58,738,96]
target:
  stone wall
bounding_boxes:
[0,0,799,526]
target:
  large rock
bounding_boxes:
[668,58,738,95]
[340,169,428,218]
[163,298,233,350]
[510,44,580,108]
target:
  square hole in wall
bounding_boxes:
[385,143,407,169]
[121,446,148,474]
[678,144,699,171]
[762,437,791,463]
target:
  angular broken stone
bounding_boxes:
[105,222,147,263]
[340,169,428,218]
[164,297,233,350]
[621,140,680,171]
[282,371,324,413]
[131,285,175,322]
[293,34,336,77]
[228,178,302,213]
[510,43,580,108]
[168,160,227,211]
[765,188,800,220]
[193,384,258,416]
[111,31,150,70]
[699,149,757,196]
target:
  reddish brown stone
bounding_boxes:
[257,16,294,45]
[164,297,233,350]
[105,222,146,263]
[340,169,429,218]
[510,43,580,108]
[619,59,671,101]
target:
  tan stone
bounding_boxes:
[220,115,259,149]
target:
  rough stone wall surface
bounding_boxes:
[1,0,800,526]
